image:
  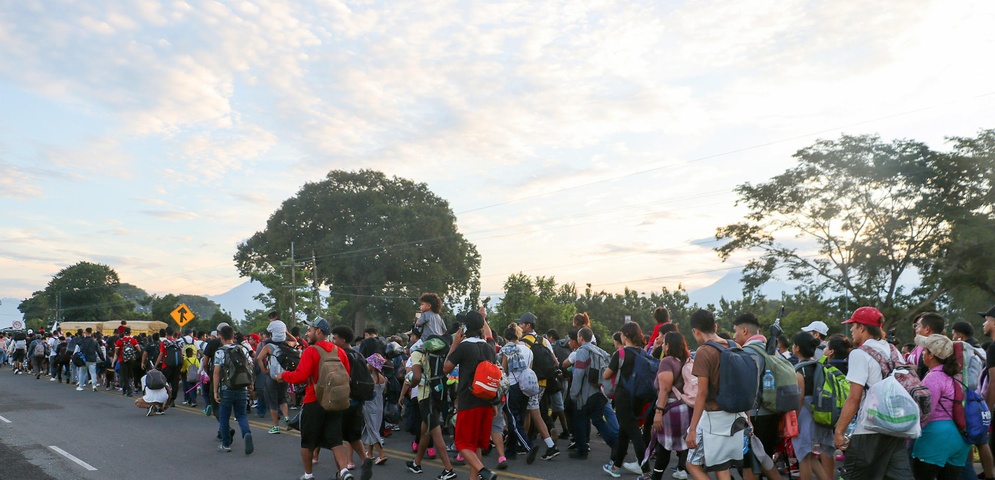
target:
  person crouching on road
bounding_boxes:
[135,367,171,416]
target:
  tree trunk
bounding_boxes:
[353,309,369,336]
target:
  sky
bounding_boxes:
[2,0,994,319]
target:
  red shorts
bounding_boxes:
[454,405,494,452]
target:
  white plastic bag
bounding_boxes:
[862,375,921,438]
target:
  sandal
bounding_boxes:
[374,456,388,466]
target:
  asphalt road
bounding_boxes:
[0,368,626,480]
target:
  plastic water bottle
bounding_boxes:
[841,417,857,449]
[763,369,775,391]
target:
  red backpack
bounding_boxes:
[472,361,503,400]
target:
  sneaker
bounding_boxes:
[437,469,457,480]
[342,470,355,480]
[427,447,436,459]
[453,454,466,466]
[672,470,688,480]
[50,377,56,381]
[92,386,97,392]
[603,463,621,478]
[526,445,540,465]
[268,426,281,434]
[244,433,254,455]
[623,462,641,475]
[407,461,423,474]
[637,475,652,480]
[412,442,419,453]
[558,430,570,440]
[567,441,577,450]
[541,447,559,461]
[147,405,156,417]
[204,405,212,416]
[567,451,588,460]
[496,456,507,470]
[76,386,84,391]
[218,444,231,453]
[478,468,497,480]
[361,457,373,480]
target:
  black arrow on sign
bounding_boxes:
[177,307,188,323]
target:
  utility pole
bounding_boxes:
[311,249,321,320]
[280,242,305,328]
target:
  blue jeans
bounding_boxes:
[78,362,98,388]
[219,387,251,447]
[572,393,619,455]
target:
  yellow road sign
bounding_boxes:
[170,304,195,327]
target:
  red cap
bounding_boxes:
[249,333,261,342]
[842,306,884,327]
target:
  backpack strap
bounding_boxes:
[859,344,893,378]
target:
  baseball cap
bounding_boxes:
[463,310,485,331]
[977,304,995,319]
[915,334,953,360]
[306,317,331,335]
[841,306,884,327]
[801,321,829,336]
[517,312,537,326]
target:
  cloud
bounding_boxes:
[139,210,199,221]
[0,160,43,199]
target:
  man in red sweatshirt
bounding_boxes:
[281,317,353,480]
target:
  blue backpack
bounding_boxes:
[960,385,991,445]
[704,341,759,413]
[617,347,661,404]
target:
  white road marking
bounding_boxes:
[48,446,97,471]
[0,415,11,423]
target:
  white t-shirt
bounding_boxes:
[142,375,169,403]
[846,338,891,435]
[501,342,533,386]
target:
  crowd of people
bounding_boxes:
[4,299,995,480]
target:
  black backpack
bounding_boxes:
[421,335,451,403]
[121,340,137,363]
[525,335,558,381]
[146,369,167,390]
[220,345,253,389]
[273,342,302,372]
[345,349,375,402]
[164,339,184,368]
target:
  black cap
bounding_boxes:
[463,311,485,331]
[978,305,995,319]
[517,312,537,325]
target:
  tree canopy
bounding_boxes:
[234,170,481,334]
[18,261,137,324]
[716,130,995,330]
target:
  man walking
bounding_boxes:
[833,306,913,480]
[76,328,102,392]
[568,326,619,460]
[116,328,140,396]
[156,326,186,409]
[212,325,254,455]
[280,317,354,480]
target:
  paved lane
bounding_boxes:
[0,368,623,480]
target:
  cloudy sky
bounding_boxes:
[1,0,993,312]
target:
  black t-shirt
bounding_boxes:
[608,346,641,379]
[447,337,496,411]
[144,341,159,368]
[985,343,995,385]
[203,338,222,371]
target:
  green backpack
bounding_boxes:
[796,358,849,427]
[745,344,801,413]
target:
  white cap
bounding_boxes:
[801,320,829,336]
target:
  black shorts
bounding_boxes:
[419,397,444,430]
[299,401,344,450]
[342,404,364,443]
[13,350,25,362]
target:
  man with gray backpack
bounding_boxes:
[568,326,618,460]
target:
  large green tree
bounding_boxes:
[19,261,137,323]
[716,130,995,329]
[235,170,481,334]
